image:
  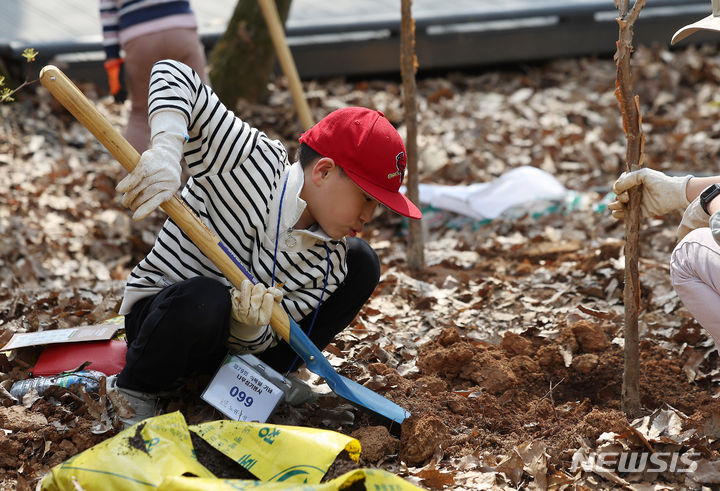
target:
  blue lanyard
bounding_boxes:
[274,173,330,373]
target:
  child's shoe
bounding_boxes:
[106,375,159,429]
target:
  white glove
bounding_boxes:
[608,168,692,219]
[229,279,283,338]
[677,196,710,241]
[116,111,186,220]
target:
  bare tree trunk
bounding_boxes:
[209,0,292,109]
[615,0,647,419]
[400,0,424,270]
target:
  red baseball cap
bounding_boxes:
[299,107,422,220]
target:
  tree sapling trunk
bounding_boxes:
[400,0,424,270]
[615,0,647,418]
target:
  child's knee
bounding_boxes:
[671,227,720,288]
[348,238,380,287]
[174,277,231,330]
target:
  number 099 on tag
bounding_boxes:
[202,354,283,422]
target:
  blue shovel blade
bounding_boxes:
[287,317,410,425]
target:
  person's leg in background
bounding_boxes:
[161,27,209,84]
[122,27,208,152]
[259,237,381,374]
[670,227,720,348]
[122,33,155,153]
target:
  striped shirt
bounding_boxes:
[100,0,198,59]
[118,60,348,352]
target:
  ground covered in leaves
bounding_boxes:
[4,42,720,489]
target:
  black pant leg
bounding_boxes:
[118,276,231,392]
[258,237,380,373]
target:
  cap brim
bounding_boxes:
[672,13,720,45]
[344,168,422,220]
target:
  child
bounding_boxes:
[108,59,422,424]
[609,168,720,348]
[100,0,208,152]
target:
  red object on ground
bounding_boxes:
[32,340,127,376]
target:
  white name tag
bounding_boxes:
[202,354,284,422]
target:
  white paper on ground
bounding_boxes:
[406,166,569,220]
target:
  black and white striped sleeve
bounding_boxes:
[147,59,274,179]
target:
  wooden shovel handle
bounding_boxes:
[257,0,314,130]
[39,65,292,342]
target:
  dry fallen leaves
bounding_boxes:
[3,42,720,489]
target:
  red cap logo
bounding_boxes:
[388,151,406,180]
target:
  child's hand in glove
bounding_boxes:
[116,111,187,220]
[116,133,183,220]
[609,168,692,219]
[229,279,283,339]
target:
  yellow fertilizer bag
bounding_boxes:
[190,420,361,484]
[157,468,424,490]
[41,411,214,491]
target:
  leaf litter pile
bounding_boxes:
[4,43,720,489]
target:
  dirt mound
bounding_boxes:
[381,321,720,475]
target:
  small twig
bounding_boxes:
[533,377,565,420]
[548,377,564,419]
[0,78,39,103]
[0,48,39,103]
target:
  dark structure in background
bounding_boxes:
[0,0,716,86]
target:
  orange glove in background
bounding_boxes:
[104,58,127,103]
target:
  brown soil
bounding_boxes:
[0,395,111,486]
[350,426,399,463]
[127,423,149,454]
[189,430,256,479]
[322,450,363,482]
[390,322,719,468]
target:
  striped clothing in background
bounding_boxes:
[100,0,198,59]
[118,60,348,353]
